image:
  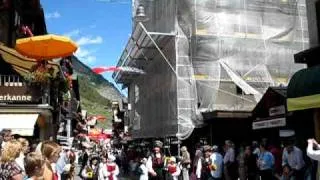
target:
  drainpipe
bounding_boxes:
[8,0,16,47]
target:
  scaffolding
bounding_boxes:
[113,0,308,140]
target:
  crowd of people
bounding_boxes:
[114,138,320,180]
[2,125,320,180]
[0,128,125,180]
[0,129,76,180]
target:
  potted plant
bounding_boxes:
[23,62,56,84]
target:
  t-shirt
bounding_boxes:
[0,161,23,180]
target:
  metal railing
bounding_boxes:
[0,75,50,104]
[0,75,25,87]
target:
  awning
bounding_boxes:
[0,44,60,77]
[0,114,39,136]
[287,65,320,111]
[112,22,175,84]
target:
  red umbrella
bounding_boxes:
[94,115,107,122]
[88,133,109,141]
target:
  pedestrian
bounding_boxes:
[282,141,305,179]
[81,156,100,180]
[167,156,181,180]
[257,142,274,180]
[223,140,237,180]
[199,145,213,180]
[24,152,46,180]
[98,154,107,180]
[307,138,320,180]
[180,146,191,180]
[17,138,30,155]
[307,138,320,161]
[252,141,260,156]
[192,144,203,180]
[148,145,165,180]
[56,148,70,180]
[61,149,76,180]
[0,129,13,150]
[105,154,120,180]
[210,145,223,180]
[0,140,24,180]
[244,145,258,180]
[139,158,149,180]
[16,138,30,178]
[41,141,62,180]
[280,165,292,180]
[269,143,282,178]
[237,145,246,180]
[80,146,90,175]
[193,143,202,170]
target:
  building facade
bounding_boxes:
[113,0,309,140]
[0,0,80,142]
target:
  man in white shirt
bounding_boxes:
[282,142,305,179]
[307,139,320,180]
[307,139,320,161]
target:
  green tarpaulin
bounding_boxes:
[287,65,320,111]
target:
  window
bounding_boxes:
[236,85,243,95]
[135,84,139,103]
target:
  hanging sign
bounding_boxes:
[269,105,285,116]
[252,117,286,130]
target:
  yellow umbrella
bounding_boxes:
[15,34,78,60]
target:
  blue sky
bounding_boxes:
[42,0,132,93]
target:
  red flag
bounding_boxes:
[92,66,120,74]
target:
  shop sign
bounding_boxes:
[0,86,42,103]
[269,105,285,116]
[252,117,286,130]
[170,137,180,145]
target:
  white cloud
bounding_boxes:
[73,34,103,64]
[64,29,81,38]
[75,47,97,64]
[45,11,61,19]
[86,56,97,63]
[75,48,90,58]
[76,36,103,46]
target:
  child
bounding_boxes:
[167,157,181,180]
[105,155,120,180]
[281,165,293,180]
[24,152,45,180]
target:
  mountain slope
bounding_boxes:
[71,56,125,128]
